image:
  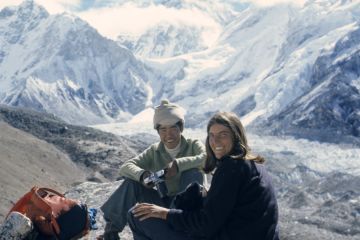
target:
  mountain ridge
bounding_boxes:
[0,0,359,145]
[0,120,85,221]
[0,1,150,125]
[0,104,144,182]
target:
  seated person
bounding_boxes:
[99,100,206,240]
[128,112,279,240]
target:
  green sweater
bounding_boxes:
[119,136,206,196]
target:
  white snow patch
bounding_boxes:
[129,108,154,124]
[242,109,266,126]
[351,78,360,92]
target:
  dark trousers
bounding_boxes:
[127,211,198,240]
[100,168,204,233]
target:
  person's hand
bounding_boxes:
[165,160,178,179]
[140,171,155,189]
[132,203,169,221]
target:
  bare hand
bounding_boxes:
[165,160,178,179]
[132,203,169,221]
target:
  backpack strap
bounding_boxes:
[51,214,61,236]
[39,188,65,197]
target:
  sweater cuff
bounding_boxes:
[167,209,183,225]
[135,169,146,182]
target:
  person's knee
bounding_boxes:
[121,178,146,196]
[123,178,141,188]
[106,178,141,199]
[101,179,142,219]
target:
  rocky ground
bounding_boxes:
[0,105,359,239]
[66,169,360,240]
[0,105,149,222]
[65,144,360,240]
[0,105,148,182]
[0,121,85,221]
[272,169,360,239]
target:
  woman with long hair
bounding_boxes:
[128,112,279,240]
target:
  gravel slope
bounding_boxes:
[0,121,85,221]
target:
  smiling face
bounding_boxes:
[158,124,181,149]
[208,123,234,159]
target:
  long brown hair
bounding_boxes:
[203,112,265,174]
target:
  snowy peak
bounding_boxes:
[0,1,150,125]
[0,0,48,45]
[114,0,233,58]
[15,0,48,17]
[118,23,207,58]
[116,0,236,25]
[1,0,49,21]
[157,0,236,25]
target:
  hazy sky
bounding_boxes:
[0,0,306,39]
[0,0,307,13]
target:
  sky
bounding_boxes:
[76,3,222,40]
[0,0,306,40]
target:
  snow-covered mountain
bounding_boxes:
[107,0,236,25]
[259,25,360,145]
[117,23,208,58]
[143,0,360,143]
[1,0,359,144]
[1,2,359,239]
[115,0,235,58]
[0,1,150,125]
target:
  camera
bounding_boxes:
[143,169,168,198]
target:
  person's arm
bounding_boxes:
[175,139,206,173]
[119,145,155,182]
[131,183,207,220]
[167,158,245,238]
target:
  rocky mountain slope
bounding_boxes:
[256,24,360,145]
[0,105,145,182]
[0,121,84,221]
[264,154,360,239]
[0,104,154,222]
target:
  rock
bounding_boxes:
[0,211,33,240]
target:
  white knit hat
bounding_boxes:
[153,99,185,129]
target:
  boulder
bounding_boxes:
[0,212,33,240]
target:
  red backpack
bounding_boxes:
[7,186,89,239]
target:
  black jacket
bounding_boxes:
[167,156,279,240]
